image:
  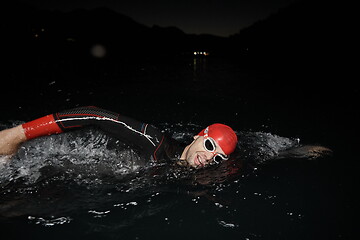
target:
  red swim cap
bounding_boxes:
[198,123,238,155]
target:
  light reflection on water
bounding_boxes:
[0,55,351,239]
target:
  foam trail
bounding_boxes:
[0,128,147,187]
[1,121,302,188]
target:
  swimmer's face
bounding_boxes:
[182,135,226,168]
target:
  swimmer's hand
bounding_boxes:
[0,125,27,159]
[277,145,333,160]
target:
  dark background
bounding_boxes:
[0,0,352,121]
[0,0,356,239]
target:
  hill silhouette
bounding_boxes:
[229,0,335,69]
[1,1,335,61]
[1,0,338,82]
[2,4,227,60]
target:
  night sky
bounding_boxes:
[17,0,297,37]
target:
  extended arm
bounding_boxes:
[0,106,165,160]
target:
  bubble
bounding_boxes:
[90,44,106,58]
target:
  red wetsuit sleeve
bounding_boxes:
[22,114,63,140]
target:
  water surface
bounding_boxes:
[0,56,355,239]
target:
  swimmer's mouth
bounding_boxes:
[195,155,205,168]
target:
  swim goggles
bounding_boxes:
[203,136,229,163]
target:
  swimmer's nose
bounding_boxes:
[204,152,215,163]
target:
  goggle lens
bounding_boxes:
[203,138,228,163]
[204,138,216,152]
[214,153,228,163]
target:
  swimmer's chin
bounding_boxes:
[186,154,207,169]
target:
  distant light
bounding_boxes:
[90,44,106,58]
[193,51,209,56]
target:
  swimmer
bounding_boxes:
[0,106,238,168]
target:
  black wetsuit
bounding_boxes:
[53,106,185,163]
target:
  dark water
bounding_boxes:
[0,55,357,239]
